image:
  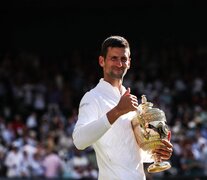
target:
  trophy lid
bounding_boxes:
[140,95,153,113]
[140,95,166,123]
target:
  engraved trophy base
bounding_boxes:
[147,161,171,173]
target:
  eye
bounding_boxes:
[121,58,128,63]
[109,56,129,63]
[111,56,118,61]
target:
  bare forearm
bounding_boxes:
[107,106,125,124]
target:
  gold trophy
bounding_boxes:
[132,95,171,173]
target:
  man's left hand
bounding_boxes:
[153,139,173,160]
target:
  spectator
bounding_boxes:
[30,151,45,178]
[4,142,23,177]
[42,144,63,178]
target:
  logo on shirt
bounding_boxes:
[79,102,90,108]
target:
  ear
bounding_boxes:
[99,56,105,67]
[127,58,131,69]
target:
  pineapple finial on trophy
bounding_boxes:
[140,95,153,114]
[141,94,147,104]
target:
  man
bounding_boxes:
[72,35,173,180]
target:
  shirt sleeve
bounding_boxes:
[72,92,111,150]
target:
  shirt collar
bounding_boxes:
[98,78,126,97]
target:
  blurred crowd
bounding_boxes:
[0,40,207,179]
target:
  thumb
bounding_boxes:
[123,87,130,96]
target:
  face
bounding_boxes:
[99,47,131,82]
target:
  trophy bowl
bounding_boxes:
[132,95,171,173]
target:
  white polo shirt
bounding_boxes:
[73,78,152,180]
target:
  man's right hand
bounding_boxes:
[107,87,138,124]
[116,87,138,115]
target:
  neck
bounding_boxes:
[103,78,123,92]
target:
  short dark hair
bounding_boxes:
[100,36,130,58]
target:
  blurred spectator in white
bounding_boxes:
[192,131,207,160]
[26,130,38,147]
[22,140,37,158]
[29,151,45,178]
[1,121,15,146]
[19,150,32,177]
[4,142,23,177]
[69,148,91,179]
[26,112,38,132]
[57,131,73,155]
[33,93,46,115]
[171,118,182,135]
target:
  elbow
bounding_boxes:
[72,131,87,150]
[73,139,87,150]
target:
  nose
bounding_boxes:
[115,59,123,67]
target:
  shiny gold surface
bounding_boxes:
[132,95,171,173]
[148,162,171,173]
